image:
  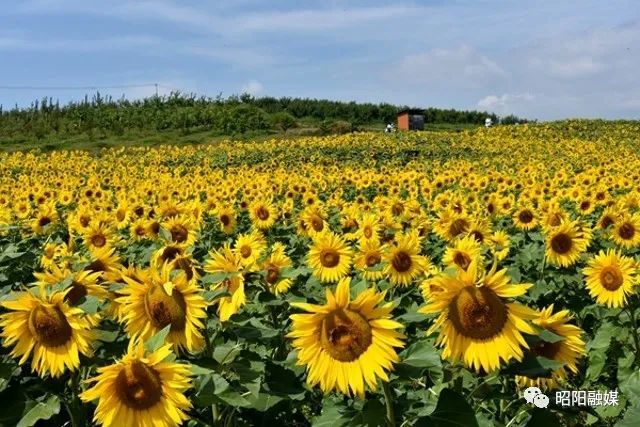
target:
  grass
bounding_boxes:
[0,122,481,152]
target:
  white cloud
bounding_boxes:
[393,45,507,87]
[241,79,264,96]
[477,93,535,111]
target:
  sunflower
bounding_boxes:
[151,244,186,269]
[31,203,58,234]
[487,230,510,261]
[68,204,95,234]
[84,246,122,276]
[34,266,108,314]
[611,213,640,249]
[354,239,386,281]
[118,263,207,353]
[0,289,95,377]
[80,341,192,427]
[13,199,32,220]
[513,205,538,231]
[169,252,200,284]
[234,231,267,270]
[261,242,294,295]
[157,199,186,220]
[129,218,149,241]
[419,260,537,373]
[204,243,246,321]
[84,221,119,252]
[161,215,198,247]
[442,236,481,272]
[249,199,277,230]
[287,277,405,398]
[40,242,70,270]
[383,230,428,286]
[433,209,470,242]
[307,231,353,283]
[356,213,381,243]
[542,206,568,230]
[216,205,237,235]
[146,218,162,240]
[104,265,148,323]
[584,249,637,308]
[465,217,492,244]
[597,206,618,230]
[544,221,588,267]
[114,201,130,229]
[302,207,328,237]
[515,305,585,390]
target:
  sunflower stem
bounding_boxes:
[382,381,396,427]
[212,404,219,426]
[65,370,85,427]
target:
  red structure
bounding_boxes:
[397,109,425,131]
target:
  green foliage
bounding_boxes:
[0,93,526,147]
[271,112,298,133]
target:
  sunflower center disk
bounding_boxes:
[161,246,182,263]
[600,267,623,291]
[470,231,484,242]
[64,282,88,305]
[601,217,614,228]
[149,221,160,234]
[320,249,340,268]
[321,309,372,362]
[266,266,280,284]
[240,246,252,258]
[39,216,52,227]
[115,360,163,410]
[175,257,194,281]
[86,259,108,273]
[391,251,412,272]
[619,223,635,240]
[220,214,230,226]
[549,214,562,227]
[311,217,324,232]
[28,304,73,347]
[144,285,187,332]
[363,226,373,239]
[256,207,270,220]
[365,253,381,267]
[530,338,562,360]
[91,234,106,248]
[449,219,468,237]
[171,225,188,243]
[519,210,533,223]
[550,233,572,254]
[79,216,91,227]
[449,286,508,340]
[453,252,471,270]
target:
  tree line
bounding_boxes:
[0,92,527,142]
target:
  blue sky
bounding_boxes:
[0,0,638,120]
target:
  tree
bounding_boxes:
[271,112,297,134]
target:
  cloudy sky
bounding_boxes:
[0,0,638,120]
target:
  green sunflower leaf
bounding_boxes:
[16,395,60,427]
[144,324,171,353]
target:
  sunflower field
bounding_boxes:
[0,120,639,427]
